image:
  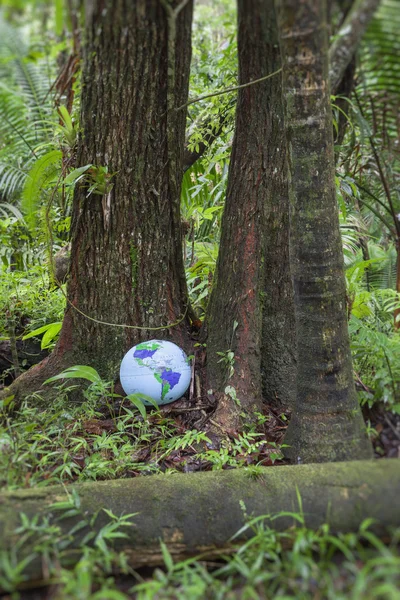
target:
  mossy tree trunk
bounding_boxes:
[1,460,399,587]
[203,0,296,431]
[259,0,296,410]
[275,0,373,463]
[1,0,194,403]
[329,0,381,95]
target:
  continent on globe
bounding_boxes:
[133,341,161,364]
[154,369,181,400]
[134,348,158,360]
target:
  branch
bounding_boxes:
[184,0,381,168]
[182,70,281,168]
[183,99,235,172]
[329,0,381,94]
[177,68,282,112]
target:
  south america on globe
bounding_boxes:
[119,340,191,405]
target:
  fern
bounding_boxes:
[357,0,400,147]
[0,18,54,201]
[0,19,51,125]
[21,150,62,227]
[0,202,24,221]
[367,242,398,290]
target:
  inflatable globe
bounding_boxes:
[119,340,191,405]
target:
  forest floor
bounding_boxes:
[1,381,399,599]
[1,386,399,490]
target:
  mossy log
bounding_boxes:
[1,460,400,586]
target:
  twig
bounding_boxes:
[195,373,201,399]
[168,406,209,413]
[176,68,282,112]
[189,355,195,401]
[384,414,400,441]
[209,418,228,434]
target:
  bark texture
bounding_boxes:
[1,0,194,405]
[259,0,296,409]
[329,0,381,94]
[1,460,399,587]
[66,0,194,375]
[275,0,373,463]
[204,0,281,429]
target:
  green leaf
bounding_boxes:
[125,394,147,419]
[160,540,174,573]
[22,322,62,347]
[40,322,62,349]
[91,591,129,600]
[64,164,92,185]
[126,392,159,411]
[45,365,102,385]
[1,395,14,409]
[22,150,62,228]
[58,105,72,130]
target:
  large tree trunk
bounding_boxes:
[259,0,296,409]
[203,0,296,431]
[275,0,373,463]
[1,0,194,405]
[1,460,399,587]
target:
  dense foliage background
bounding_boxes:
[1,1,399,413]
[0,1,399,597]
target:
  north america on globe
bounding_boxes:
[133,342,182,400]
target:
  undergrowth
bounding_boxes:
[0,389,285,491]
[1,502,399,599]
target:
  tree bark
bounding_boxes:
[1,0,194,405]
[203,0,290,430]
[329,0,381,95]
[275,0,373,463]
[259,0,296,409]
[1,460,399,587]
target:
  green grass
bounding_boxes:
[0,390,285,490]
[0,396,399,599]
[132,520,400,600]
[1,505,399,599]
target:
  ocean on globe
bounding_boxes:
[119,340,191,405]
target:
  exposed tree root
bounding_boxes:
[0,313,76,409]
[0,351,72,409]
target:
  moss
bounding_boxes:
[2,460,399,567]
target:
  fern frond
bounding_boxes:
[0,19,52,126]
[367,242,398,290]
[21,150,62,227]
[0,163,28,198]
[0,202,25,221]
[0,18,56,201]
[357,0,400,144]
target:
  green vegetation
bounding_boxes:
[1,503,399,599]
[0,0,399,597]
[0,381,287,490]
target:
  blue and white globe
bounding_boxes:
[119,340,191,405]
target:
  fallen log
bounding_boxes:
[1,460,399,586]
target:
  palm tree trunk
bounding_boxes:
[275,0,373,463]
